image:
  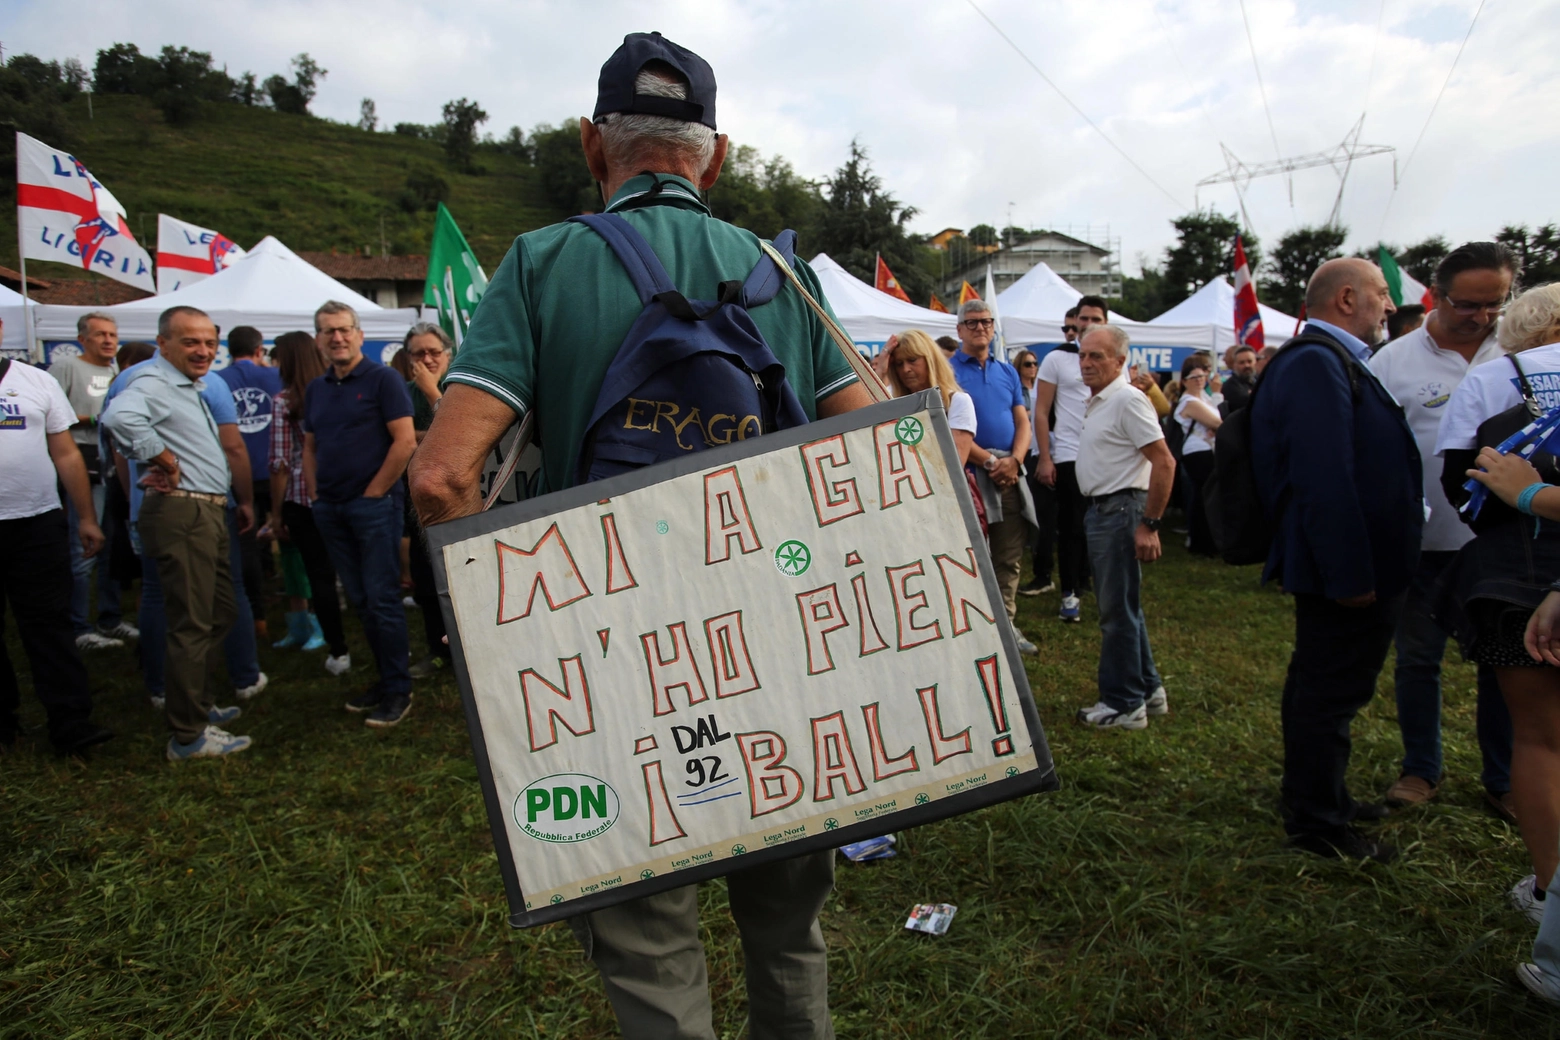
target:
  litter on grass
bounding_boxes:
[905,903,957,936]
[839,835,896,862]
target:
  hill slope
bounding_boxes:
[3,93,567,282]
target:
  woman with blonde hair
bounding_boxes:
[1438,280,1560,1004]
[883,329,976,465]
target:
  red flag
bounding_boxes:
[928,294,949,313]
[874,253,912,303]
[957,281,981,307]
[1232,235,1265,351]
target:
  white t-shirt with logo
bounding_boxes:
[1037,346,1090,463]
[946,390,977,436]
[1369,326,1504,552]
[1435,340,1560,457]
[0,361,76,520]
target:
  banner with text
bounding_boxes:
[430,392,1056,927]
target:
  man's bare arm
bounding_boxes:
[410,384,519,525]
[817,381,875,418]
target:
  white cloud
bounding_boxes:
[8,0,1556,278]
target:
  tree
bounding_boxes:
[0,54,76,183]
[1398,236,1449,286]
[1259,224,1347,315]
[1161,211,1257,307]
[811,140,935,302]
[1112,264,1167,322]
[93,43,159,95]
[358,98,377,133]
[398,169,449,213]
[706,145,822,240]
[530,122,597,215]
[149,45,231,127]
[441,97,488,173]
[1497,224,1560,287]
[968,223,998,247]
[61,58,89,94]
[265,53,326,115]
[231,71,259,106]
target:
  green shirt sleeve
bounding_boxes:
[443,239,535,418]
[792,257,859,403]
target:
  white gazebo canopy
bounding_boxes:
[809,253,957,352]
[1150,277,1300,350]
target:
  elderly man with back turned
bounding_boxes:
[1250,258,1421,863]
[101,306,253,761]
[411,32,871,1040]
[1072,325,1175,730]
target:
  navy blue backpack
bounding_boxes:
[567,212,810,483]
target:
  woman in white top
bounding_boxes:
[1173,353,1223,556]
[884,329,976,465]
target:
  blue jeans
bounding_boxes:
[67,484,122,634]
[1394,550,1513,793]
[1085,490,1161,712]
[136,508,259,693]
[313,495,409,696]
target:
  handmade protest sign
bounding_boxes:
[428,391,1056,927]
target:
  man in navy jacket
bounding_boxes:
[1251,257,1421,863]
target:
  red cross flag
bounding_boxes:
[1232,234,1265,351]
[16,131,155,293]
[156,213,247,294]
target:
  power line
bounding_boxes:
[1361,0,1387,118]
[1238,0,1293,214]
[1378,0,1486,234]
[966,0,1187,210]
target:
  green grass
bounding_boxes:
[2,541,1554,1038]
[3,93,563,277]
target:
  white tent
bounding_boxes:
[810,253,956,352]
[30,236,421,366]
[1150,277,1300,353]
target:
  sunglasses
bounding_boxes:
[960,318,995,330]
[1062,325,1078,334]
[1019,360,1038,368]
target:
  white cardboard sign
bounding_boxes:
[429,392,1055,926]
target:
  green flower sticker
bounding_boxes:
[894,416,925,446]
[655,520,669,535]
[774,539,811,577]
[824,818,839,830]
[1006,766,1020,778]
[640,869,655,880]
[731,844,747,856]
[914,793,930,805]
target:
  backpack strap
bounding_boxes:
[1509,352,1544,418]
[739,230,796,308]
[1253,333,1361,405]
[568,213,679,307]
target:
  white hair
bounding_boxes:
[957,299,991,319]
[1083,323,1131,359]
[596,66,716,172]
[1499,283,1560,353]
[77,311,116,338]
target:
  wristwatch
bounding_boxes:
[1141,515,1163,532]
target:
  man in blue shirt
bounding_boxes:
[303,301,416,727]
[101,306,255,761]
[950,299,1036,654]
[1250,257,1419,864]
[217,326,282,638]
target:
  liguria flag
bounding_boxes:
[16,132,155,292]
[425,202,489,346]
[1378,245,1434,309]
[874,253,912,302]
[156,213,246,294]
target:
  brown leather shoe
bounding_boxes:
[1385,774,1438,807]
[1486,789,1518,825]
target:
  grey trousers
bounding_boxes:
[569,850,836,1040]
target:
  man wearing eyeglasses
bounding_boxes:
[303,301,418,728]
[1036,297,1109,623]
[1366,241,1518,821]
[951,299,1037,653]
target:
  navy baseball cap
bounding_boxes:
[593,32,717,131]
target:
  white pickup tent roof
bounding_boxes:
[29,236,421,362]
[810,253,956,350]
[1150,277,1300,349]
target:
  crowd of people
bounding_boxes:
[3,27,1560,1033]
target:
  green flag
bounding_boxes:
[425,203,488,347]
[1377,244,1405,308]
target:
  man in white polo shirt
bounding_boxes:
[1367,240,1518,818]
[1073,324,1177,731]
[0,322,115,757]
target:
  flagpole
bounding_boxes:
[17,183,36,363]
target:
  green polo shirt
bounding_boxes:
[444,173,858,494]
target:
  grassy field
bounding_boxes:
[2,541,1554,1038]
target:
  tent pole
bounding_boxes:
[19,250,38,365]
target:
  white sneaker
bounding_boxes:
[1517,962,1560,1005]
[76,631,124,651]
[1145,686,1169,716]
[1512,874,1546,926]
[1076,701,1148,730]
[99,621,140,640]
[235,671,269,701]
[325,653,352,676]
[1059,595,1082,623]
[402,595,416,608]
[166,725,253,761]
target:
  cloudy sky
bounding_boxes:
[7,0,1554,273]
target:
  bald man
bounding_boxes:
[1249,257,1422,864]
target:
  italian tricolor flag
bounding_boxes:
[1378,245,1433,309]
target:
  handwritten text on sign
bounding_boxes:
[441,407,1037,910]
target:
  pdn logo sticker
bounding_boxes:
[515,773,620,843]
